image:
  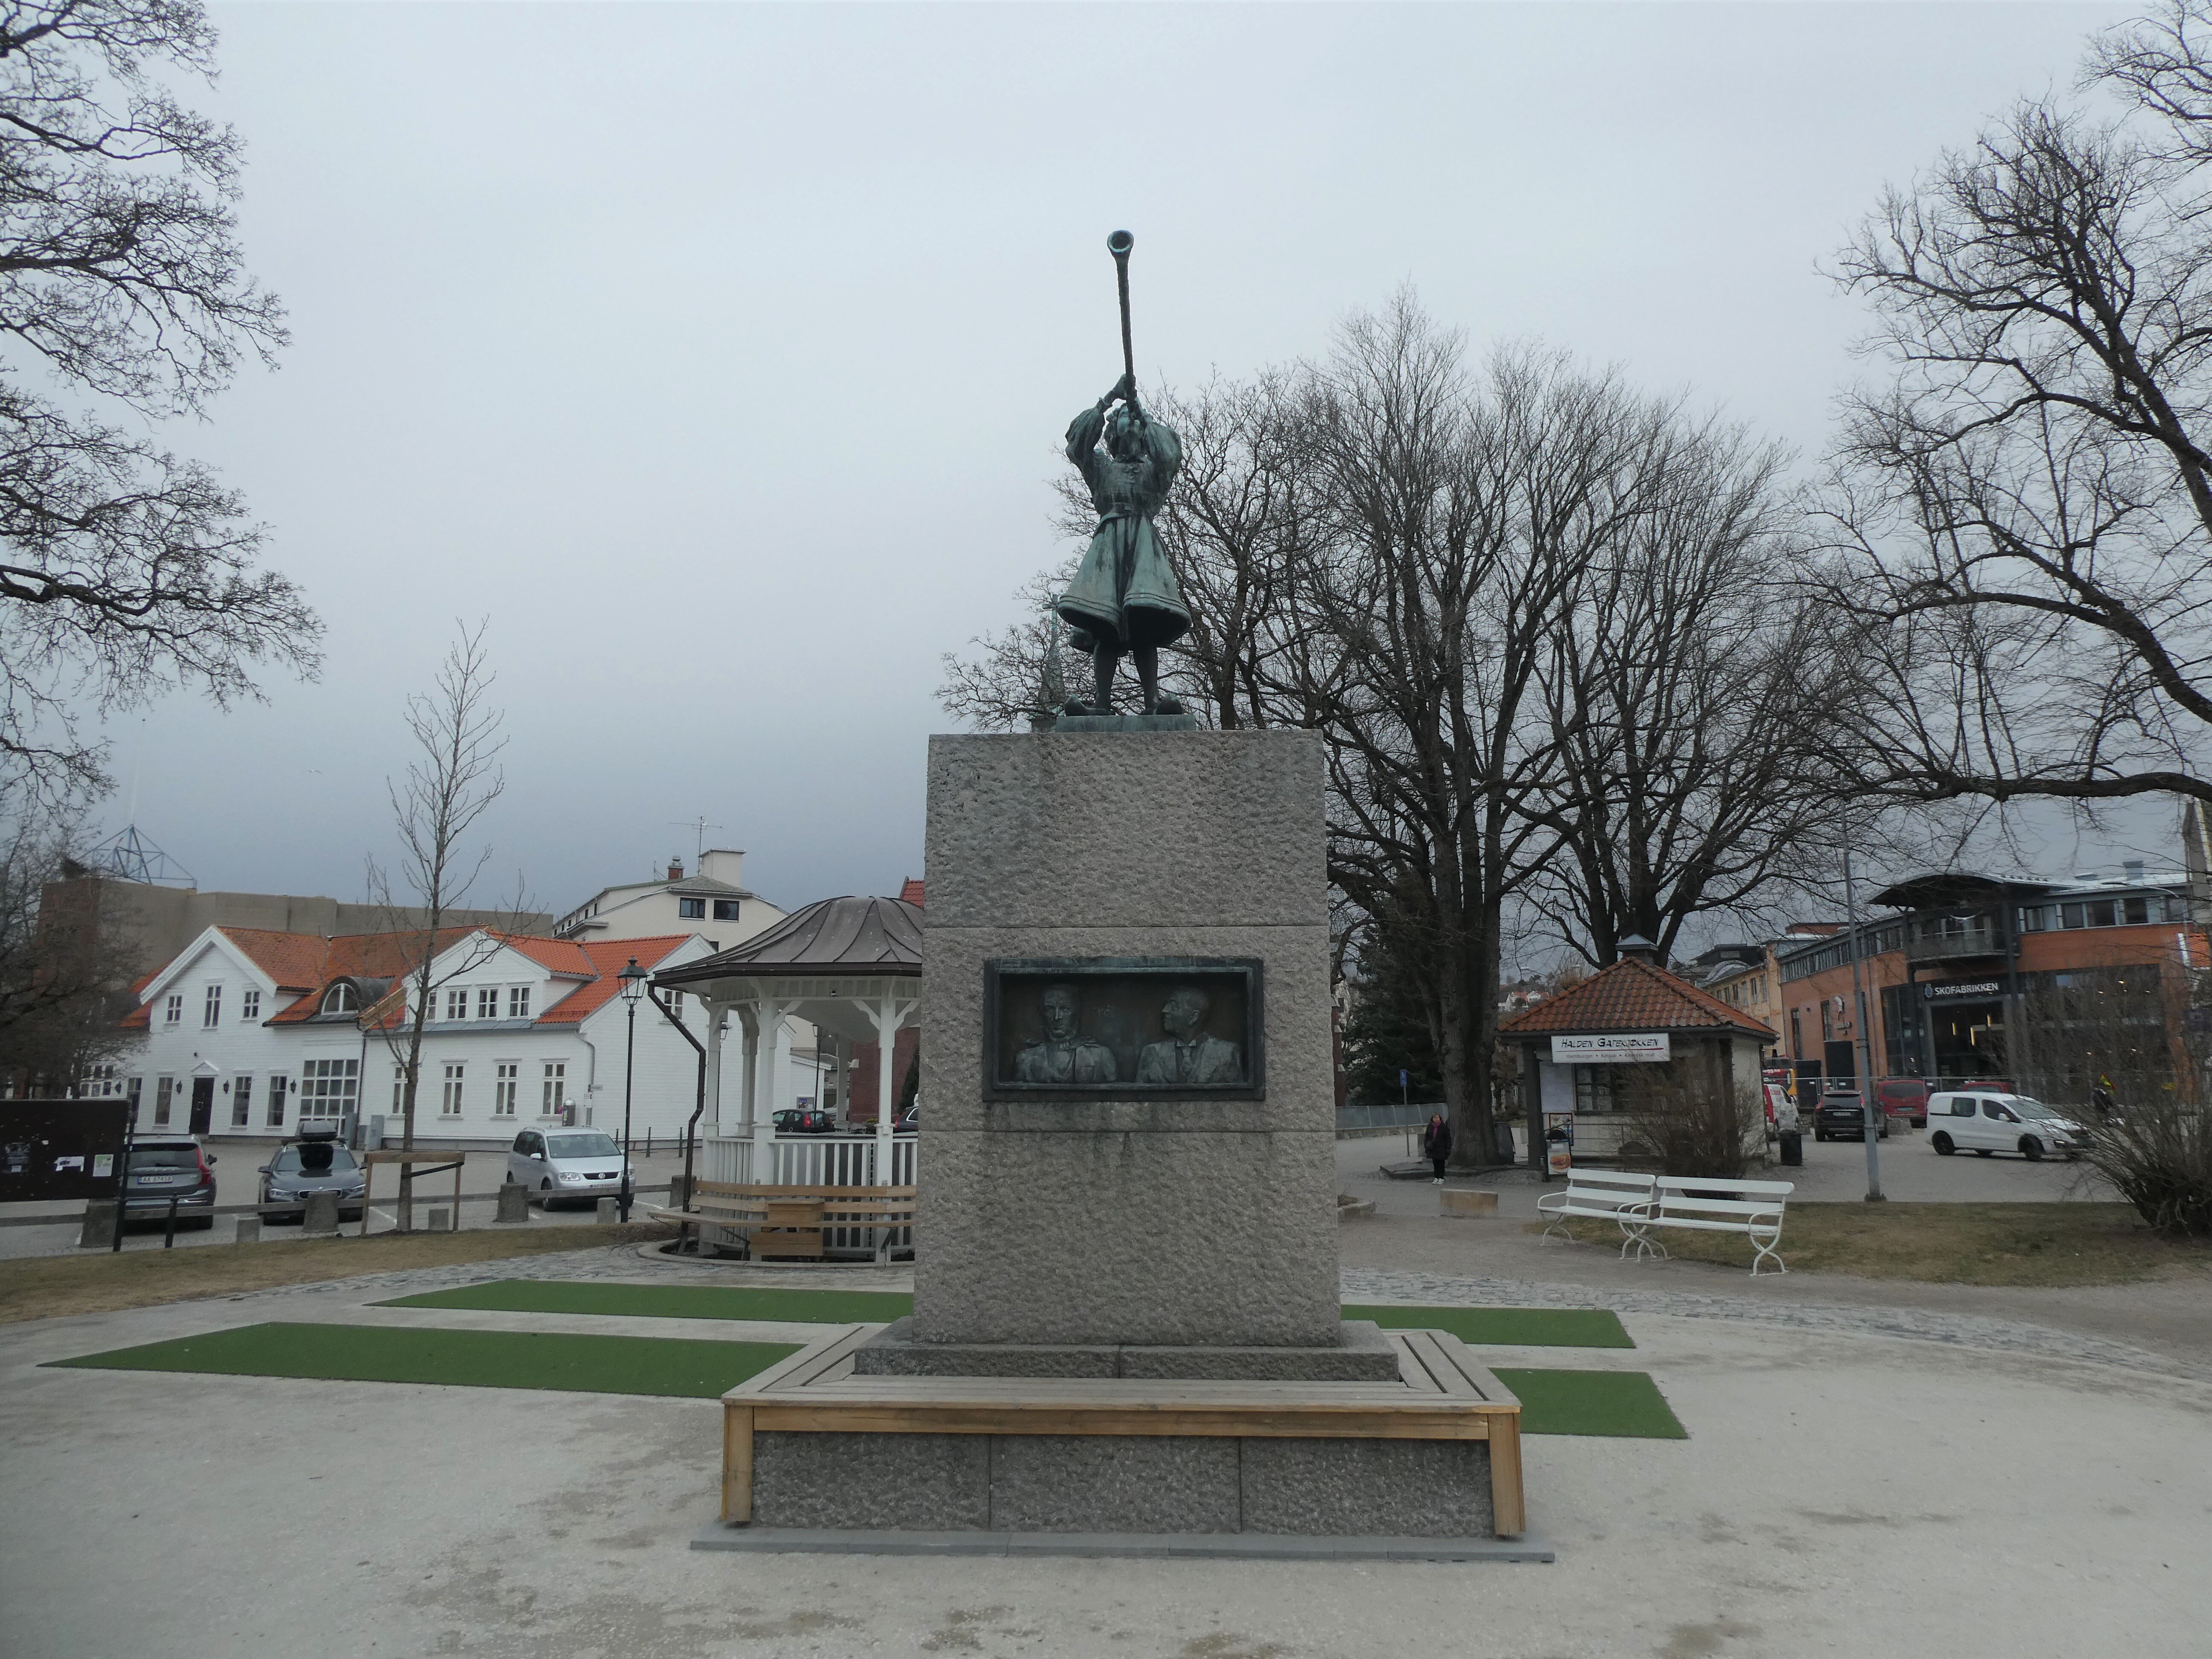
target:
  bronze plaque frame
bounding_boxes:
[982,957,1265,1100]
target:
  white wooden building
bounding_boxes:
[116,924,806,1148]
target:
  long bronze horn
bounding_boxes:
[1107,230,1134,388]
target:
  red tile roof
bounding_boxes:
[536,935,694,1025]
[1499,957,1775,1040]
[899,878,925,907]
[265,928,478,1023]
[492,934,598,978]
[125,926,697,1033]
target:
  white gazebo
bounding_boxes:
[653,894,922,1187]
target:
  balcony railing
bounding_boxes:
[1903,932,2006,964]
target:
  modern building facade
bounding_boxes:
[1775,865,2209,1102]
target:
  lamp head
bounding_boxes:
[619,956,648,1005]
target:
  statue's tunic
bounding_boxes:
[1014,1039,1121,1085]
[1057,405,1190,654]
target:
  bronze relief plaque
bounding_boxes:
[983,958,1264,1098]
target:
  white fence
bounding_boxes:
[700,1133,916,1188]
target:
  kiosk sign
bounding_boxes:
[1551,1033,1670,1064]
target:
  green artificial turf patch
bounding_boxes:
[1493,1367,1686,1438]
[1344,1304,1634,1349]
[47,1322,798,1398]
[376,1280,914,1324]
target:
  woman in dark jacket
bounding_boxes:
[1423,1112,1452,1182]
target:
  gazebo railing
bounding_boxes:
[701,1133,916,1188]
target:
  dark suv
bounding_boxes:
[120,1138,218,1226]
[771,1109,837,1135]
[1813,1091,1890,1142]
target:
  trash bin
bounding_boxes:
[1778,1130,1803,1167]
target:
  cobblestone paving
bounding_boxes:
[1344,1264,2199,1379]
[212,1241,2195,1382]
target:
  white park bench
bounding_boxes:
[1536,1169,1657,1255]
[1625,1176,1795,1277]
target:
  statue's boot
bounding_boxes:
[1135,649,1182,716]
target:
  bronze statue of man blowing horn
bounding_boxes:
[1056,230,1188,718]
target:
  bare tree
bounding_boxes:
[935,559,1078,732]
[0,0,313,810]
[1528,415,1860,964]
[1816,2,2212,813]
[1282,314,1675,1168]
[364,621,518,1231]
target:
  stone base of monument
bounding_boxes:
[708,1321,1530,1552]
[850,1316,1403,1382]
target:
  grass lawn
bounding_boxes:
[0,1222,678,1325]
[381,1281,915,1323]
[47,1321,796,1397]
[1536,1201,2211,1286]
[1343,1304,1633,1348]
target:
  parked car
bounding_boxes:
[894,1105,918,1134]
[1873,1077,1930,1128]
[1813,1091,1889,1142]
[257,1131,366,1223]
[1927,1091,2089,1161]
[119,1137,218,1226]
[770,1109,838,1135]
[505,1127,632,1206]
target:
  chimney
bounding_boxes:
[699,849,745,886]
[1617,934,1660,965]
[667,859,684,882]
[2124,859,2146,884]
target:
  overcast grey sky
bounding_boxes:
[96,1,2166,920]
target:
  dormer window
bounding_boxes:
[322,982,360,1016]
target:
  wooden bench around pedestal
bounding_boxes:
[644,1181,916,1262]
[720,1323,1526,1538]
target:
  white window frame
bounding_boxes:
[508,985,531,1018]
[541,1062,566,1116]
[163,994,183,1027]
[154,1075,175,1125]
[441,1062,465,1116]
[266,1074,288,1129]
[231,1074,253,1128]
[477,986,499,1020]
[445,987,468,1022]
[494,1061,519,1117]
[203,984,222,1027]
[125,1076,142,1125]
[298,1058,358,1123]
[241,988,262,1021]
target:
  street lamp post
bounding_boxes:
[618,956,647,1222]
[1841,847,1887,1202]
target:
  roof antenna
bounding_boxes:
[670,815,724,863]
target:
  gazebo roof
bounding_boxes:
[656,894,922,985]
[1498,957,1773,1042]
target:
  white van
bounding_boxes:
[1927,1091,2090,1161]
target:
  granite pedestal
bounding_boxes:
[724,731,1528,1545]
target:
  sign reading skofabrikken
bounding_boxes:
[1551,1033,1671,1064]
